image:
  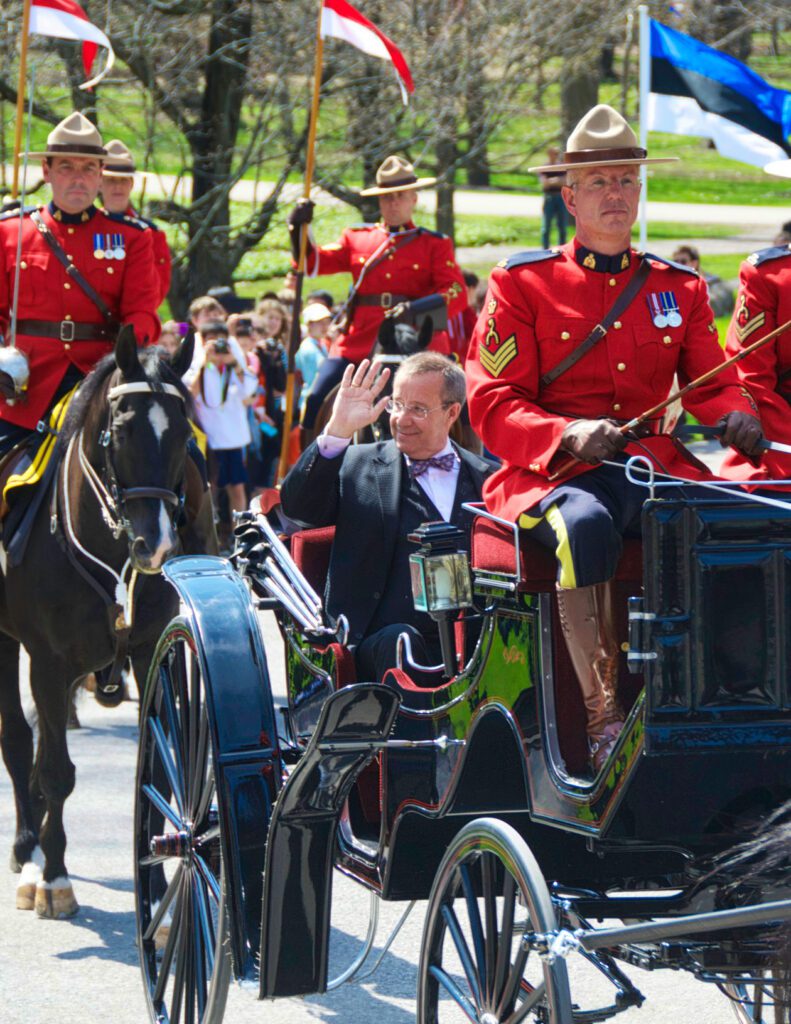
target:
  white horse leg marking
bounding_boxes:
[148,404,169,447]
[16,845,44,910]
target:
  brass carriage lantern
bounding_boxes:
[409,522,473,677]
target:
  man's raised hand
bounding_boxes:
[324,359,391,439]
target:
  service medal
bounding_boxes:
[94,249,104,260]
[647,293,667,328]
[667,310,682,328]
[93,233,105,260]
[112,233,126,260]
[660,291,682,328]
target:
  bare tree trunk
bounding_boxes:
[561,69,599,142]
[435,134,457,238]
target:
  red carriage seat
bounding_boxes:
[471,516,644,774]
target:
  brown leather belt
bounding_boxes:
[356,293,409,309]
[16,319,115,342]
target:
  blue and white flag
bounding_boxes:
[647,19,791,168]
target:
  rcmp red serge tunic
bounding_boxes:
[466,239,757,524]
[304,220,467,362]
[719,246,791,482]
[0,202,160,429]
[110,205,172,306]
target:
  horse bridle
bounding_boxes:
[78,378,187,545]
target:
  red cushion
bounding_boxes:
[471,516,643,586]
[290,526,336,593]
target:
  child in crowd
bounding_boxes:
[190,320,257,545]
[295,302,331,411]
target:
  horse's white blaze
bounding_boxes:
[149,501,177,569]
[148,403,170,447]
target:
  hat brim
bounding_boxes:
[101,168,136,178]
[529,156,679,173]
[27,149,106,161]
[359,177,437,196]
[764,159,791,179]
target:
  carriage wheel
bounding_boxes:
[417,817,572,1024]
[134,619,232,1024]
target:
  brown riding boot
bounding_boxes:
[556,580,624,773]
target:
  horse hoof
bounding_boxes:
[16,882,36,910]
[34,879,79,919]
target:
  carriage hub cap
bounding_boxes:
[480,1016,499,1024]
[150,830,191,859]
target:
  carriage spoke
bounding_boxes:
[193,772,216,834]
[183,881,197,1024]
[508,980,546,1024]
[441,901,482,1006]
[158,661,186,778]
[142,783,183,830]
[139,852,169,868]
[150,717,186,819]
[459,862,487,998]
[154,871,186,1007]
[187,652,202,811]
[144,862,184,943]
[191,874,211,1014]
[493,870,517,1003]
[193,853,221,906]
[189,706,211,821]
[496,935,530,1021]
[428,964,479,1022]
[481,851,498,1005]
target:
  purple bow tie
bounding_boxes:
[409,452,457,478]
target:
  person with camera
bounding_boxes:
[191,320,257,536]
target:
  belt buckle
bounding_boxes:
[381,292,392,309]
[60,321,75,342]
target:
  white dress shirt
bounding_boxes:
[317,433,460,521]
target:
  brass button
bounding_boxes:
[385,272,391,279]
[64,343,71,350]
[388,253,394,260]
[107,267,114,275]
[20,260,27,269]
[609,277,617,287]
[662,334,672,345]
[413,263,420,270]
[529,463,541,472]
[617,362,626,371]
[359,257,365,263]
[561,331,570,340]
[613,403,622,412]
[67,227,75,235]
[613,321,622,330]
[64,282,71,289]
[64,314,72,320]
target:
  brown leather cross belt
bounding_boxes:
[356,293,409,309]
[16,319,115,342]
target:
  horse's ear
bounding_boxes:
[417,316,433,351]
[377,317,396,354]
[169,328,195,378]
[115,324,142,378]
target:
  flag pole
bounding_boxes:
[11,0,33,200]
[276,1,324,484]
[638,3,649,250]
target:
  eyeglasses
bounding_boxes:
[385,399,451,420]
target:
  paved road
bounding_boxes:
[0,594,742,1024]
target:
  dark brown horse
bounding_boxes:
[0,328,210,918]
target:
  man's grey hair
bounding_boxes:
[393,351,466,406]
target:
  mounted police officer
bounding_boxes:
[287,155,468,437]
[100,139,172,307]
[466,104,763,772]
[0,112,160,459]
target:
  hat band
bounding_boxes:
[375,174,418,189]
[47,142,106,157]
[104,162,135,173]
[563,146,646,164]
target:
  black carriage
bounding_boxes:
[133,466,791,1024]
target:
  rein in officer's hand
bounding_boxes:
[324,359,391,440]
[560,418,628,465]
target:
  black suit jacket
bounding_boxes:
[280,439,493,643]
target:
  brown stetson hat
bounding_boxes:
[102,139,135,177]
[28,111,106,160]
[359,155,437,196]
[529,104,678,174]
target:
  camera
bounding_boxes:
[212,338,230,355]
